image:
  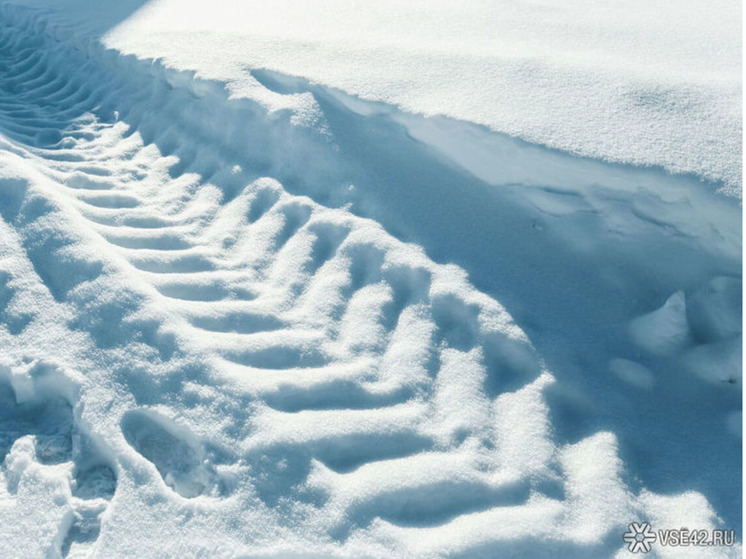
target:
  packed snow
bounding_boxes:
[0,1,741,558]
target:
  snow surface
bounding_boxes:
[105,0,740,192]
[0,1,741,558]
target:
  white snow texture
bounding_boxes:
[0,1,740,558]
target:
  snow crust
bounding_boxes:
[0,2,741,558]
[100,0,742,191]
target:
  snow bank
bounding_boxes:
[96,0,742,192]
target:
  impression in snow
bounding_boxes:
[0,2,740,558]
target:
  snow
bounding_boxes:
[104,0,741,192]
[0,1,741,558]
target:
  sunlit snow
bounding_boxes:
[0,1,740,558]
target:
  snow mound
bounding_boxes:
[100,0,742,191]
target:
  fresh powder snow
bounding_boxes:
[0,1,741,558]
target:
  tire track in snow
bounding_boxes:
[0,6,737,558]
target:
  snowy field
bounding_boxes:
[0,1,741,558]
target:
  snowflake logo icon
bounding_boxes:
[623,522,657,553]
